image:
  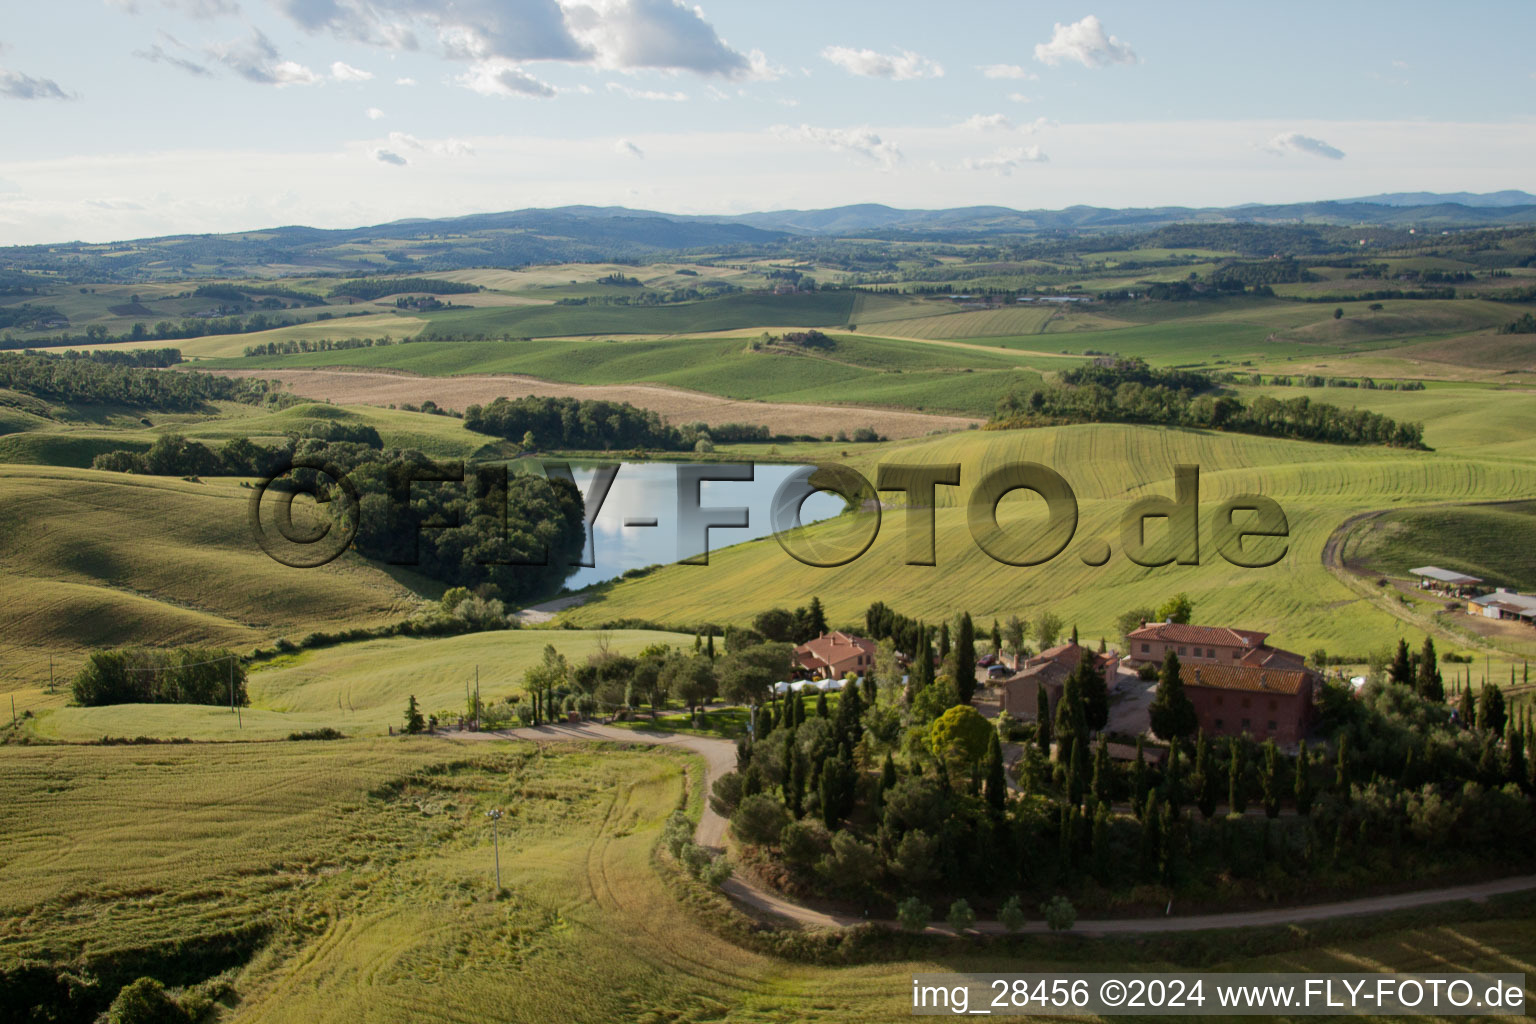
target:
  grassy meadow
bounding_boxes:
[3,735,1534,1022]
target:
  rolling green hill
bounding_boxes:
[0,466,429,693]
[417,290,858,339]
[1346,501,1536,592]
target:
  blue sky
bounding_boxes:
[1,1,1533,243]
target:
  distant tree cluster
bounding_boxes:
[0,351,290,411]
[1499,313,1536,335]
[994,357,1426,449]
[243,336,395,357]
[327,277,482,301]
[72,647,247,707]
[555,283,740,307]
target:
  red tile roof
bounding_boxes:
[1127,622,1269,647]
[793,632,875,675]
[1180,664,1313,696]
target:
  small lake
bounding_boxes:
[557,462,844,590]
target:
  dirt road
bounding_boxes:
[473,721,1536,935]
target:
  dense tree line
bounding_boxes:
[0,351,292,411]
[327,277,482,301]
[465,395,676,450]
[92,423,384,477]
[48,347,183,368]
[243,336,395,356]
[1,310,379,351]
[994,357,1426,449]
[554,283,740,307]
[0,304,62,331]
[72,647,247,707]
[1209,259,1316,286]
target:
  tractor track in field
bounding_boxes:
[470,722,1536,936]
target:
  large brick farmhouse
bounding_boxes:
[1179,664,1316,745]
[996,641,1119,720]
[1123,621,1306,671]
[793,632,876,680]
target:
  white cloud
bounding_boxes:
[272,60,322,85]
[615,137,644,159]
[978,63,1036,80]
[958,113,1014,132]
[330,60,373,81]
[567,0,754,77]
[744,49,786,81]
[961,145,1048,175]
[386,131,475,157]
[606,81,686,101]
[373,148,407,166]
[455,58,558,98]
[1007,92,1031,103]
[774,124,903,170]
[1034,15,1137,68]
[0,70,76,100]
[133,37,213,76]
[395,76,416,85]
[820,45,942,80]
[1265,131,1346,160]
[366,106,384,119]
[203,30,320,86]
[274,0,760,78]
[109,0,241,16]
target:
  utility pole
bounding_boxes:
[475,666,481,731]
[486,808,503,890]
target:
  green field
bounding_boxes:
[206,334,1045,418]
[416,290,859,339]
[0,466,429,695]
[27,628,693,742]
[1345,501,1536,591]
[4,736,1535,1023]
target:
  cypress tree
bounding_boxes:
[1068,736,1087,807]
[807,596,828,637]
[1294,740,1314,815]
[1091,799,1110,882]
[1054,669,1087,761]
[1139,790,1161,881]
[984,730,1007,813]
[1195,731,1217,819]
[1132,735,1149,818]
[1163,737,1184,815]
[1091,735,1111,806]
[815,692,829,719]
[1078,651,1109,735]
[1158,795,1180,885]
[706,633,715,659]
[1149,650,1197,742]
[1477,736,1501,787]
[939,622,951,661]
[956,612,977,705]
[1228,737,1247,814]
[1070,623,1079,645]
[1035,685,1052,756]
[1416,636,1443,701]
[1481,684,1507,735]
[1388,638,1413,686]
[1458,686,1475,727]
[788,741,806,818]
[1261,740,1282,818]
[1506,726,1527,789]
[991,619,1002,652]
[1058,802,1076,875]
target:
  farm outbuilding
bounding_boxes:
[1409,566,1483,595]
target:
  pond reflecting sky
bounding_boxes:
[557,462,844,590]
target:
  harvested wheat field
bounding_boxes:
[208,368,978,439]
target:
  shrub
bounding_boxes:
[709,771,744,817]
[1040,895,1076,931]
[107,977,191,1024]
[779,818,831,871]
[998,895,1027,933]
[662,810,694,859]
[731,793,790,847]
[946,898,976,934]
[286,728,343,741]
[896,896,930,932]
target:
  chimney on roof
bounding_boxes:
[1259,673,1269,689]
[1139,619,1146,629]
[1165,616,1174,624]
